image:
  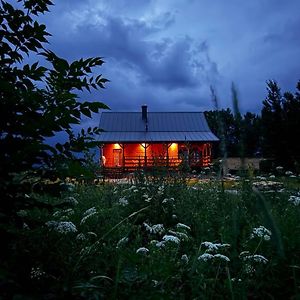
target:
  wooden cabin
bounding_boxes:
[98,105,218,171]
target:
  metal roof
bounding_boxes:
[98,112,219,142]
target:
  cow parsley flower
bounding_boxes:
[288,195,300,206]
[64,196,78,205]
[76,233,86,241]
[117,237,129,248]
[30,267,46,280]
[142,193,152,202]
[83,207,96,217]
[53,208,74,218]
[136,247,149,255]
[181,254,189,264]
[214,254,230,262]
[198,253,230,262]
[176,223,191,231]
[168,230,189,241]
[241,254,268,264]
[46,221,77,234]
[118,197,128,206]
[250,226,272,241]
[144,223,165,235]
[201,241,230,252]
[162,234,180,244]
[155,241,166,248]
[80,208,97,225]
[198,253,214,262]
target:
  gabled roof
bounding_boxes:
[98,112,219,143]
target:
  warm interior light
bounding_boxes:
[170,143,177,149]
[141,143,146,148]
[114,143,121,149]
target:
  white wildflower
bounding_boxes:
[87,232,97,238]
[244,264,256,274]
[155,241,166,248]
[276,166,283,171]
[214,254,230,262]
[136,247,149,255]
[76,233,86,241]
[64,196,78,205]
[250,226,272,241]
[30,267,46,280]
[162,234,180,244]
[176,223,191,231]
[198,253,214,262]
[168,230,189,241]
[181,254,189,264]
[128,185,136,191]
[269,175,275,179]
[288,195,300,206]
[23,223,29,230]
[152,224,165,234]
[201,241,230,252]
[83,207,96,217]
[80,212,97,225]
[162,197,175,204]
[157,185,164,195]
[152,280,159,287]
[241,254,268,264]
[118,197,128,206]
[198,253,230,262]
[239,251,250,258]
[285,171,293,176]
[225,189,239,195]
[117,237,129,248]
[46,221,77,234]
[53,208,74,218]
[143,223,165,235]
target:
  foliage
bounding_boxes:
[206,80,300,170]
[0,1,109,294]
[262,80,300,170]
[0,0,109,216]
[205,109,262,158]
[2,174,300,299]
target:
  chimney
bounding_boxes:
[141,104,148,122]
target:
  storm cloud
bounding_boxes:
[38,0,299,119]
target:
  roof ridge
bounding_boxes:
[101,111,205,113]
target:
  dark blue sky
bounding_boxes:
[39,0,299,123]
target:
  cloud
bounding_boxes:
[37,0,300,115]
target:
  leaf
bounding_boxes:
[81,108,91,118]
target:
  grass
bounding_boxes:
[3,171,300,299]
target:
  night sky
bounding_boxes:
[39,0,300,121]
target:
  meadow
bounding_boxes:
[6,169,300,299]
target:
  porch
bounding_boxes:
[100,142,212,171]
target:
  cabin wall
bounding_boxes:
[101,142,212,168]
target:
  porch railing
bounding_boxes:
[105,155,211,169]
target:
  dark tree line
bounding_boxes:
[205,80,300,170]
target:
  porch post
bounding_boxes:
[166,143,170,167]
[122,143,125,170]
[144,143,147,167]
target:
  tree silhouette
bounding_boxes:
[0,0,109,219]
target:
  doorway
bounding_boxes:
[113,149,122,167]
